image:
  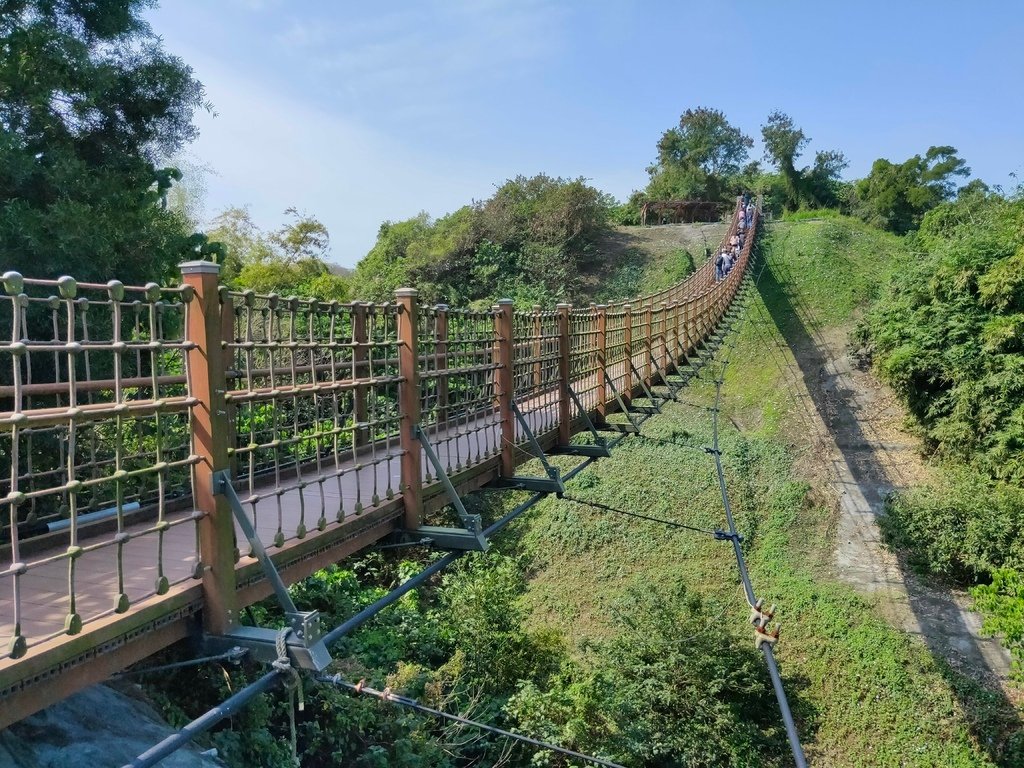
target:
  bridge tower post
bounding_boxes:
[622,304,633,404]
[396,288,423,530]
[596,305,607,422]
[643,304,653,385]
[180,260,237,636]
[495,299,516,477]
[556,303,572,446]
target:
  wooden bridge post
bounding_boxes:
[596,304,607,423]
[532,304,543,390]
[643,304,653,385]
[435,305,449,429]
[660,302,670,375]
[681,298,690,357]
[180,261,237,636]
[495,299,516,477]
[396,288,423,530]
[557,303,572,446]
[623,304,633,404]
[353,302,369,447]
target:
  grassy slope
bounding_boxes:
[505,217,1021,766]
[585,222,728,302]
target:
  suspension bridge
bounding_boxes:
[0,199,802,764]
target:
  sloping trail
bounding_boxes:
[755,250,1014,692]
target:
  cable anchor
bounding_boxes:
[713,529,743,543]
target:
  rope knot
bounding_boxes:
[273,627,305,768]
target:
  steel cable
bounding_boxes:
[320,675,627,768]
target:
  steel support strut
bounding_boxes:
[210,471,332,671]
[413,425,489,551]
[599,370,641,433]
[649,351,680,400]
[492,400,565,494]
[551,379,611,458]
[628,358,663,413]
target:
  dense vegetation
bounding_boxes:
[350,174,615,306]
[625,108,848,223]
[860,189,1024,673]
[143,216,1023,766]
[0,0,214,285]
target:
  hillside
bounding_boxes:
[125,216,1024,767]
[583,221,729,302]
[510,216,1023,765]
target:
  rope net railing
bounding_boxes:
[221,291,404,548]
[0,275,202,660]
[1,199,753,667]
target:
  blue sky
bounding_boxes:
[148,1,1021,267]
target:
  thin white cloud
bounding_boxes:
[272,0,565,122]
[181,50,506,266]
[229,0,282,11]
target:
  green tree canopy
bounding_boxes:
[645,107,752,201]
[0,0,208,284]
[350,174,613,306]
[854,146,970,234]
[760,111,848,211]
[208,206,350,301]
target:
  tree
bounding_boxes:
[206,206,275,282]
[271,207,330,263]
[209,205,350,300]
[760,111,808,210]
[855,146,970,234]
[646,108,752,201]
[761,111,849,212]
[804,149,850,208]
[0,0,207,285]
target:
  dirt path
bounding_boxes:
[773,317,1013,688]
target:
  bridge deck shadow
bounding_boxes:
[755,249,1022,764]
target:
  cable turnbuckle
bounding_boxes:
[713,529,743,543]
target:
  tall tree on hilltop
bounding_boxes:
[0,0,207,284]
[760,111,808,210]
[761,111,849,211]
[646,107,752,201]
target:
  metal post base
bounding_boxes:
[416,525,489,551]
[206,617,332,672]
[550,443,611,459]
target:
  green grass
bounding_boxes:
[500,216,1023,765]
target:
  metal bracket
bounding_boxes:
[492,400,565,494]
[649,351,680,400]
[602,370,642,432]
[211,471,332,671]
[551,380,611,458]
[413,425,489,551]
[628,359,663,413]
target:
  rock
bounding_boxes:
[0,684,223,768]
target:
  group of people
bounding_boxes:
[715,195,756,282]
